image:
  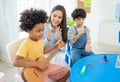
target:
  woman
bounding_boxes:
[44,5,69,68]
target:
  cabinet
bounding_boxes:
[97,22,120,53]
[98,22,120,46]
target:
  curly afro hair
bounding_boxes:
[71,8,86,20]
[19,8,48,32]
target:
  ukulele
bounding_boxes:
[24,47,59,82]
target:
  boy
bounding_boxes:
[68,8,94,66]
[13,8,69,82]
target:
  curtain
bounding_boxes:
[0,0,18,57]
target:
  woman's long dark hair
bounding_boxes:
[49,5,67,43]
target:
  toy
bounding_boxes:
[80,62,93,75]
[104,55,108,62]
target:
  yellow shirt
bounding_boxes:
[16,38,44,61]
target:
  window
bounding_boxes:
[16,0,76,38]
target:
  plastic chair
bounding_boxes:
[65,40,72,67]
[65,27,73,67]
[6,39,24,82]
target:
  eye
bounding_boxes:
[37,29,44,32]
[58,16,62,19]
[53,14,57,17]
[37,30,41,32]
[77,18,81,20]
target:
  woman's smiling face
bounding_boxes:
[50,10,63,27]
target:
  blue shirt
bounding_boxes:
[44,23,65,55]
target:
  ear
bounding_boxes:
[27,29,31,33]
[26,29,28,32]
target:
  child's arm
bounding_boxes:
[68,27,85,43]
[44,40,64,54]
[13,56,37,67]
[72,30,85,42]
[13,55,48,71]
[44,42,58,54]
[85,27,92,52]
[85,42,91,52]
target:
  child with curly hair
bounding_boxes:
[13,8,69,82]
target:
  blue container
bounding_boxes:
[118,31,120,43]
[115,3,120,23]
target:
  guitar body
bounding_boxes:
[24,57,50,82]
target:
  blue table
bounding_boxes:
[70,54,120,82]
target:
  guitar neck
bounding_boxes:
[45,48,59,64]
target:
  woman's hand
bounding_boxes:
[55,27,61,40]
[47,28,52,41]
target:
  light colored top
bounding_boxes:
[68,25,91,46]
[16,38,44,61]
[44,23,62,46]
[44,23,64,54]
[44,23,70,68]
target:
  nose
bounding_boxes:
[54,17,58,21]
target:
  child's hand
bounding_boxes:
[57,40,65,49]
[55,27,61,40]
[36,60,48,71]
[73,29,86,42]
[47,28,52,41]
[72,35,78,42]
[85,43,91,52]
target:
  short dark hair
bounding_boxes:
[19,8,48,32]
[71,8,86,20]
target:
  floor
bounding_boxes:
[0,56,23,82]
[0,42,120,82]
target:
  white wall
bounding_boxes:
[85,0,119,43]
